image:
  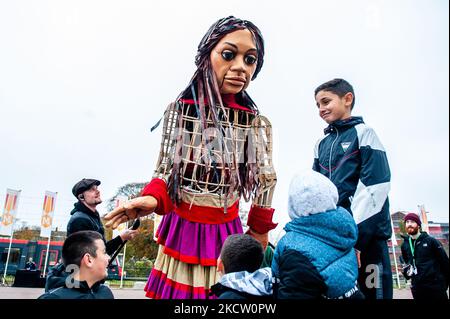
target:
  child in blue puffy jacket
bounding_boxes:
[272,170,364,299]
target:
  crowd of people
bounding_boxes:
[38,16,448,300]
[39,171,448,300]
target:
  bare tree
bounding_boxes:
[106,182,147,212]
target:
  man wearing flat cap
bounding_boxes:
[400,212,449,300]
[67,178,138,252]
[44,178,138,292]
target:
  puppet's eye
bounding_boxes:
[221,50,235,61]
[244,55,257,65]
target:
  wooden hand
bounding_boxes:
[103,196,157,229]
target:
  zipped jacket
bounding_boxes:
[39,280,114,299]
[313,117,392,251]
[272,208,361,299]
[67,201,123,255]
[401,232,449,292]
[210,267,273,300]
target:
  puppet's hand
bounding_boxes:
[246,228,269,251]
[103,196,157,229]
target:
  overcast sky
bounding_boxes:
[0,0,448,239]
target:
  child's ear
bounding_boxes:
[344,92,354,109]
[82,253,94,268]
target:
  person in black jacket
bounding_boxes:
[44,178,138,292]
[313,79,392,299]
[67,178,138,250]
[25,257,37,271]
[400,213,449,300]
[210,234,273,300]
[39,231,114,299]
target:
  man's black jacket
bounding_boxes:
[401,232,449,291]
[45,201,123,292]
[39,280,114,299]
[67,201,123,255]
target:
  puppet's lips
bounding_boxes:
[225,77,246,85]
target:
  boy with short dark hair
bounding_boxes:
[210,234,272,299]
[38,231,114,299]
[313,78,392,299]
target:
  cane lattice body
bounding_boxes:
[153,101,276,211]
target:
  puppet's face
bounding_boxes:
[210,29,258,94]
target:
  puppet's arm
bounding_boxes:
[140,102,181,215]
[246,115,277,247]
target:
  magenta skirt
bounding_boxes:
[144,211,243,299]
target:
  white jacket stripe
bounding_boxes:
[350,180,391,224]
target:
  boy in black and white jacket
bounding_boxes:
[313,78,392,299]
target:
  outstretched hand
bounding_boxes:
[103,196,158,229]
[119,229,139,242]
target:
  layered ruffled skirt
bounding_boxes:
[144,211,243,299]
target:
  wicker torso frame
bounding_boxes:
[153,101,276,210]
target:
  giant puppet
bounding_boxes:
[104,16,277,299]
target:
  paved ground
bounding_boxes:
[393,288,413,299]
[0,286,148,299]
[0,286,413,299]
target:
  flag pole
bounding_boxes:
[2,232,14,285]
[112,195,128,288]
[390,211,401,289]
[120,244,127,289]
[42,234,51,278]
[391,239,401,289]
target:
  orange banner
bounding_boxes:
[0,189,21,236]
[40,191,57,238]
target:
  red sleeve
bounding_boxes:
[247,205,277,234]
[140,178,173,215]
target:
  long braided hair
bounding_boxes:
[168,16,265,206]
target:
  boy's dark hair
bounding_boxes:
[62,230,103,267]
[220,234,264,274]
[314,78,356,109]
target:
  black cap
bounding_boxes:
[72,178,101,198]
